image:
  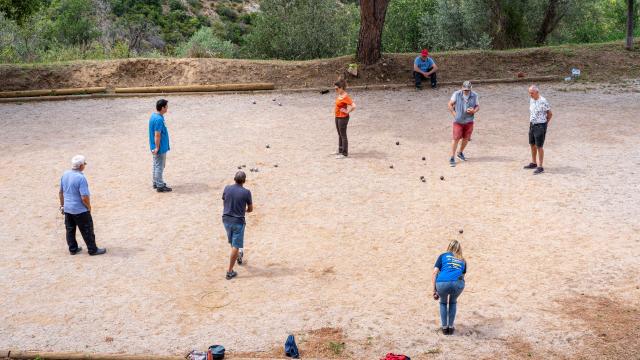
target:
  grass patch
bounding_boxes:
[328,341,345,355]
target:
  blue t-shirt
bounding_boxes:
[415,56,435,72]
[222,184,252,225]
[60,170,90,214]
[434,252,466,282]
[148,113,170,154]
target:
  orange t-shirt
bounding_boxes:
[335,93,354,118]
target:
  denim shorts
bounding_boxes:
[223,222,245,249]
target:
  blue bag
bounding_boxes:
[208,344,225,359]
[285,334,300,358]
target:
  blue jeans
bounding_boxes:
[223,222,245,249]
[436,280,465,327]
[152,153,166,187]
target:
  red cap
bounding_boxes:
[421,49,428,57]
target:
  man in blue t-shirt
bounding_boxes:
[222,171,253,280]
[149,99,172,192]
[59,155,106,256]
[413,49,439,89]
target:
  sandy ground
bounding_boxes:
[1,82,639,359]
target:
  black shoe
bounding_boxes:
[523,163,537,169]
[416,85,423,90]
[226,270,238,280]
[431,84,438,89]
[153,184,157,189]
[448,327,455,335]
[89,248,107,256]
[156,186,172,192]
[69,246,83,255]
[442,327,450,335]
[533,167,545,175]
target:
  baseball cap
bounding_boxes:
[421,49,428,57]
[462,81,472,90]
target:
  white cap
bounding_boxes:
[71,155,86,169]
[462,81,472,90]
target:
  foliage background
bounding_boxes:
[0,0,638,63]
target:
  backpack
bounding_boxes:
[208,345,225,360]
[285,334,300,359]
[382,353,411,360]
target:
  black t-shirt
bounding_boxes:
[222,184,252,224]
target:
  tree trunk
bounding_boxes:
[535,0,565,45]
[486,0,508,49]
[626,0,635,50]
[357,0,391,65]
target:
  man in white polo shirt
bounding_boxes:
[524,85,553,175]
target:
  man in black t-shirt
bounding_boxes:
[222,171,253,280]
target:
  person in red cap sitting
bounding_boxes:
[413,49,438,89]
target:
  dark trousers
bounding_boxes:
[65,211,98,253]
[335,116,349,156]
[414,68,437,88]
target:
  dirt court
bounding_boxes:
[1,82,639,359]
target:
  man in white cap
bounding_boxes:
[447,81,479,167]
[58,155,106,256]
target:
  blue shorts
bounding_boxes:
[223,222,245,249]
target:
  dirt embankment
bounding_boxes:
[1,41,639,91]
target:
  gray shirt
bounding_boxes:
[450,90,479,124]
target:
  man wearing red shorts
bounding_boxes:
[447,81,479,167]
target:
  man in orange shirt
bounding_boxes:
[333,79,356,159]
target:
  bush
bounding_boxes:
[216,5,239,21]
[419,0,492,51]
[242,0,359,60]
[382,0,436,53]
[47,0,100,45]
[178,26,236,58]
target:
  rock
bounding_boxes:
[272,98,276,101]
[278,103,282,106]
[421,178,426,183]
[422,157,426,161]
[274,164,278,167]
[254,168,259,172]
[440,176,445,180]
[252,100,256,104]
[389,165,394,169]
[237,166,242,169]
[396,141,400,145]
[320,89,330,95]
[459,229,464,234]
[242,165,246,168]
[266,144,270,148]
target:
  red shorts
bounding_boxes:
[453,122,474,140]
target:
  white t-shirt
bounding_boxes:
[529,96,551,124]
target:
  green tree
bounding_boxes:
[243,0,359,60]
[48,0,100,45]
[382,0,436,52]
[0,0,43,25]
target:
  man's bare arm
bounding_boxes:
[81,195,91,212]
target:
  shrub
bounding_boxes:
[419,0,492,51]
[177,26,236,58]
[382,0,436,53]
[47,0,100,45]
[242,0,359,60]
[216,5,239,21]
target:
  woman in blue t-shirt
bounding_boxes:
[432,240,467,335]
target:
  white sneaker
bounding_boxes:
[335,154,347,159]
[237,249,244,265]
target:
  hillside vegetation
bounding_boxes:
[0,0,638,65]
